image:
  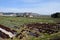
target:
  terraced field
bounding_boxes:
[0,16,60,40]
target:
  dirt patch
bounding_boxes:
[24,23,60,34]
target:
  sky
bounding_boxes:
[0,0,60,15]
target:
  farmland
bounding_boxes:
[0,16,60,40]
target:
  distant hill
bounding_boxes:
[0,12,50,17]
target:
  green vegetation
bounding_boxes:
[0,16,60,26]
[0,16,60,40]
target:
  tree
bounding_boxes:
[51,12,60,18]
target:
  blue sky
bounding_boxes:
[0,0,60,15]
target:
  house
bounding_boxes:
[23,12,33,17]
[0,12,3,16]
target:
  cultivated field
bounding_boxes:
[0,16,60,40]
